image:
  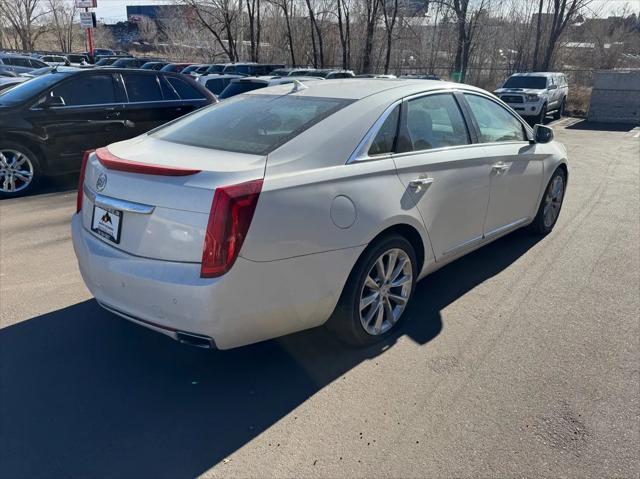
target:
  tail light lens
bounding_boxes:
[76,149,94,213]
[201,179,263,278]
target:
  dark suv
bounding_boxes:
[0,69,215,197]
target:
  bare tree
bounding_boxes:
[0,0,49,51]
[136,15,158,44]
[245,0,261,61]
[47,0,77,52]
[184,0,240,61]
[361,0,381,73]
[381,0,399,73]
[336,0,352,69]
[267,0,296,66]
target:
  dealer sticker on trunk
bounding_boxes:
[91,205,122,244]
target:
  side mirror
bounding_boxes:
[548,84,558,90]
[42,96,65,108]
[533,124,554,144]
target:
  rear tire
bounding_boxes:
[0,141,42,199]
[327,234,418,346]
[530,168,566,235]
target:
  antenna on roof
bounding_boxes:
[290,79,308,92]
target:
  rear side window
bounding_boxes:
[123,74,162,102]
[167,77,205,99]
[464,94,526,143]
[401,93,469,152]
[51,74,117,106]
[6,57,31,67]
[151,94,353,155]
[368,105,400,156]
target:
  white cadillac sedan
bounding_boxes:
[72,79,568,349]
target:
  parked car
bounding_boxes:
[141,61,170,71]
[37,54,71,67]
[297,69,355,79]
[218,75,324,99]
[355,74,397,78]
[0,77,24,92]
[193,64,213,75]
[0,68,215,197]
[222,63,286,76]
[94,57,120,67]
[70,79,568,350]
[0,67,18,77]
[494,72,568,123]
[271,67,315,76]
[160,63,192,73]
[66,54,90,67]
[181,64,206,75]
[109,58,158,69]
[197,73,243,95]
[0,54,48,75]
[199,63,232,75]
[400,74,441,80]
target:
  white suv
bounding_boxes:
[494,72,568,123]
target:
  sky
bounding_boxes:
[93,0,639,24]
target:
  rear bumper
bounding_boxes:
[71,214,364,349]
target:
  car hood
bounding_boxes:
[494,87,545,95]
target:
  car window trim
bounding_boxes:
[348,88,481,164]
[460,91,533,144]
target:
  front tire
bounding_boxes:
[536,103,548,124]
[327,234,418,346]
[553,98,566,120]
[530,168,566,235]
[0,142,41,198]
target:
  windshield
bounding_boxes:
[0,74,64,106]
[503,76,547,89]
[218,81,266,99]
[20,67,52,77]
[151,94,353,155]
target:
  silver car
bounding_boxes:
[72,79,568,349]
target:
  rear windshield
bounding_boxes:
[218,81,266,99]
[503,76,547,89]
[151,94,353,155]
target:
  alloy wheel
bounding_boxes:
[543,174,564,228]
[0,149,34,194]
[359,248,413,336]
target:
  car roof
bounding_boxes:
[248,78,473,100]
[510,72,564,77]
[200,74,243,80]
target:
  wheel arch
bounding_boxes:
[1,133,47,171]
[365,221,429,276]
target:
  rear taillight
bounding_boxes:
[201,179,263,278]
[76,149,94,213]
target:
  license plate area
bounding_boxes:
[91,205,122,244]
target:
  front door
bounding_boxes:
[393,92,492,259]
[26,72,126,172]
[462,93,545,238]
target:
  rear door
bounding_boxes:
[462,93,544,238]
[392,92,492,259]
[121,72,208,136]
[25,72,126,171]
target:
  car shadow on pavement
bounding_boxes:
[0,230,541,479]
[565,119,637,132]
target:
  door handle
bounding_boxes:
[408,176,435,190]
[492,162,509,174]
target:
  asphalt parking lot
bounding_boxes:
[1,118,639,478]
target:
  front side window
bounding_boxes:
[50,74,116,106]
[402,93,470,152]
[464,94,526,143]
[151,94,353,155]
[368,105,400,156]
[123,74,162,102]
